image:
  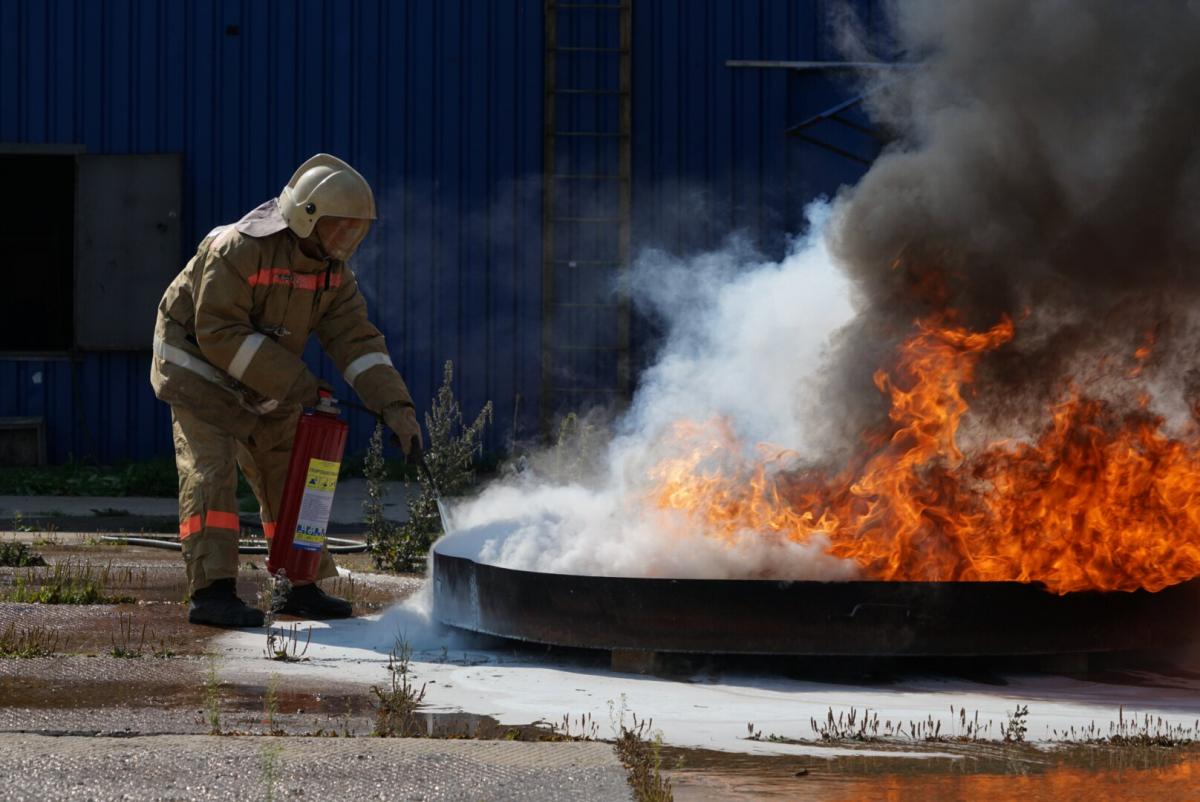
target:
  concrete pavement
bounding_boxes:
[0,733,632,802]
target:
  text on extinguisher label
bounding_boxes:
[293,457,341,551]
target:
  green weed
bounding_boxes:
[0,459,255,498]
[109,612,148,658]
[371,641,428,737]
[0,541,45,567]
[339,450,417,482]
[611,698,673,802]
[366,361,492,572]
[0,459,175,497]
[265,674,282,735]
[749,705,994,745]
[1002,704,1030,743]
[10,511,36,533]
[261,741,283,802]
[550,412,608,483]
[0,622,59,657]
[1052,706,1197,748]
[2,562,139,604]
[264,622,311,662]
[204,657,222,734]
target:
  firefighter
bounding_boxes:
[151,153,423,627]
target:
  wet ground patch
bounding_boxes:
[666,740,1200,801]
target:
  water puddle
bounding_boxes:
[667,743,1200,801]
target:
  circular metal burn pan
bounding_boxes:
[432,534,1200,658]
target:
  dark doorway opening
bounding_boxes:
[0,155,75,351]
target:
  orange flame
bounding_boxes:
[648,314,1200,593]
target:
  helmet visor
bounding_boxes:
[316,216,372,261]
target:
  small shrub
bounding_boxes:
[371,641,427,737]
[10,512,36,534]
[613,712,673,802]
[1002,704,1030,743]
[550,412,607,483]
[0,541,45,567]
[362,423,399,563]
[367,361,492,572]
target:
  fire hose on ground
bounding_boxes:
[99,533,368,554]
[100,394,443,556]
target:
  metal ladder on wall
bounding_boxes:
[541,0,632,433]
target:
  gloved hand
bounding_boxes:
[285,371,333,408]
[382,400,423,458]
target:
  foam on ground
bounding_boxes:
[215,590,1200,756]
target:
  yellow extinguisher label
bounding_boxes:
[294,458,341,551]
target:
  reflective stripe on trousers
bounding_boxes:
[179,510,242,539]
[171,404,338,593]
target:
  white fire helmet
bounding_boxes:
[278,153,377,258]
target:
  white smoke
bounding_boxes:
[445,202,862,580]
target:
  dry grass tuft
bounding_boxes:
[0,622,59,657]
[2,561,141,604]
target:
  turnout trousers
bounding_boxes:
[171,405,337,594]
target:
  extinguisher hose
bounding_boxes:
[325,394,450,533]
[329,395,444,497]
[97,396,434,556]
[98,535,369,553]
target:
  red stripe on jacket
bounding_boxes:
[247,268,342,291]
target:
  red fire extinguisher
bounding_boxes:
[267,390,349,583]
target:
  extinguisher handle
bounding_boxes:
[417,455,441,498]
[390,431,426,467]
[313,386,340,414]
[396,435,441,497]
[333,394,435,491]
[391,432,420,456]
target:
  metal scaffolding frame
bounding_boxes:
[542,0,632,434]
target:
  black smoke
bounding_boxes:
[821,0,1200,447]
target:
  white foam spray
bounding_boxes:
[446,202,861,579]
[308,579,485,656]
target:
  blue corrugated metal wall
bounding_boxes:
[0,0,879,464]
[632,0,881,254]
[0,0,543,462]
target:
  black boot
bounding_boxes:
[188,578,265,628]
[279,582,353,619]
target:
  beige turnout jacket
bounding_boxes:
[151,200,411,439]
